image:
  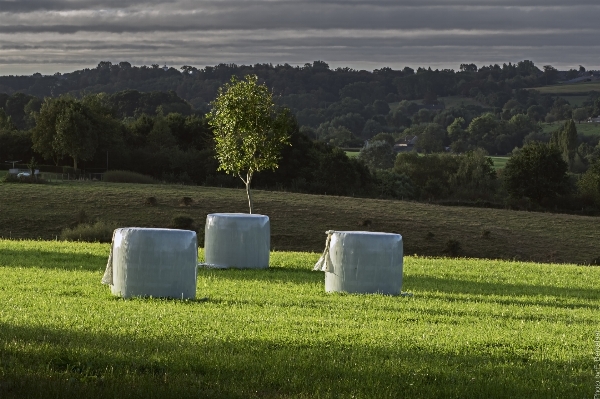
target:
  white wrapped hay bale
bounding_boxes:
[204,213,270,269]
[314,231,403,295]
[102,228,198,299]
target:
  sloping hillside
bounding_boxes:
[0,181,598,264]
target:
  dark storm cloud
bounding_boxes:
[0,0,598,75]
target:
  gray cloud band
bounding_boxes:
[1,0,598,12]
[1,5,598,29]
[0,0,597,74]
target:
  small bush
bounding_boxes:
[360,219,372,227]
[171,215,195,230]
[103,170,156,184]
[61,221,116,243]
[425,232,435,240]
[145,197,158,206]
[481,230,491,239]
[180,197,194,206]
[443,239,461,257]
[587,256,600,266]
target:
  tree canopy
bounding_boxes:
[31,94,118,170]
[207,74,291,213]
[503,142,569,203]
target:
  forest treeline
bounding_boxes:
[1,60,600,214]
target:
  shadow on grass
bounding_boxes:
[405,275,600,302]
[198,266,321,286]
[199,267,600,301]
[407,303,596,325]
[0,322,586,399]
[0,249,106,272]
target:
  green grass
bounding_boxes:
[489,156,509,170]
[345,151,359,158]
[541,121,600,137]
[556,95,589,108]
[0,239,598,398]
[531,81,600,95]
[0,182,599,264]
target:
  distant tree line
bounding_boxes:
[2,60,600,154]
[1,61,600,214]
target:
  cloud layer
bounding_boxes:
[0,0,596,75]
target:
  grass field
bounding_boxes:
[555,95,589,108]
[489,156,509,170]
[541,121,600,137]
[531,81,600,95]
[0,239,598,398]
[345,151,359,158]
[0,182,598,264]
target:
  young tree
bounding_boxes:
[550,119,578,171]
[207,75,291,213]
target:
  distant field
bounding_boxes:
[556,95,589,108]
[531,81,600,94]
[347,153,507,168]
[0,239,597,398]
[489,156,509,169]
[542,121,600,137]
[438,95,489,109]
[0,182,598,264]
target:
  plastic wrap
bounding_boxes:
[103,227,198,299]
[316,231,403,295]
[204,213,270,269]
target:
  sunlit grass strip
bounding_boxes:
[489,156,509,170]
[0,239,598,398]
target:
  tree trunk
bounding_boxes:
[73,158,78,171]
[240,172,254,214]
[246,172,254,214]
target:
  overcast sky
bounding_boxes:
[0,0,597,76]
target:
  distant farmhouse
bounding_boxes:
[393,136,418,153]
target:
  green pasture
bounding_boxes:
[345,151,359,158]
[531,81,600,95]
[542,121,600,137]
[0,239,598,398]
[556,95,589,108]
[489,156,509,170]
